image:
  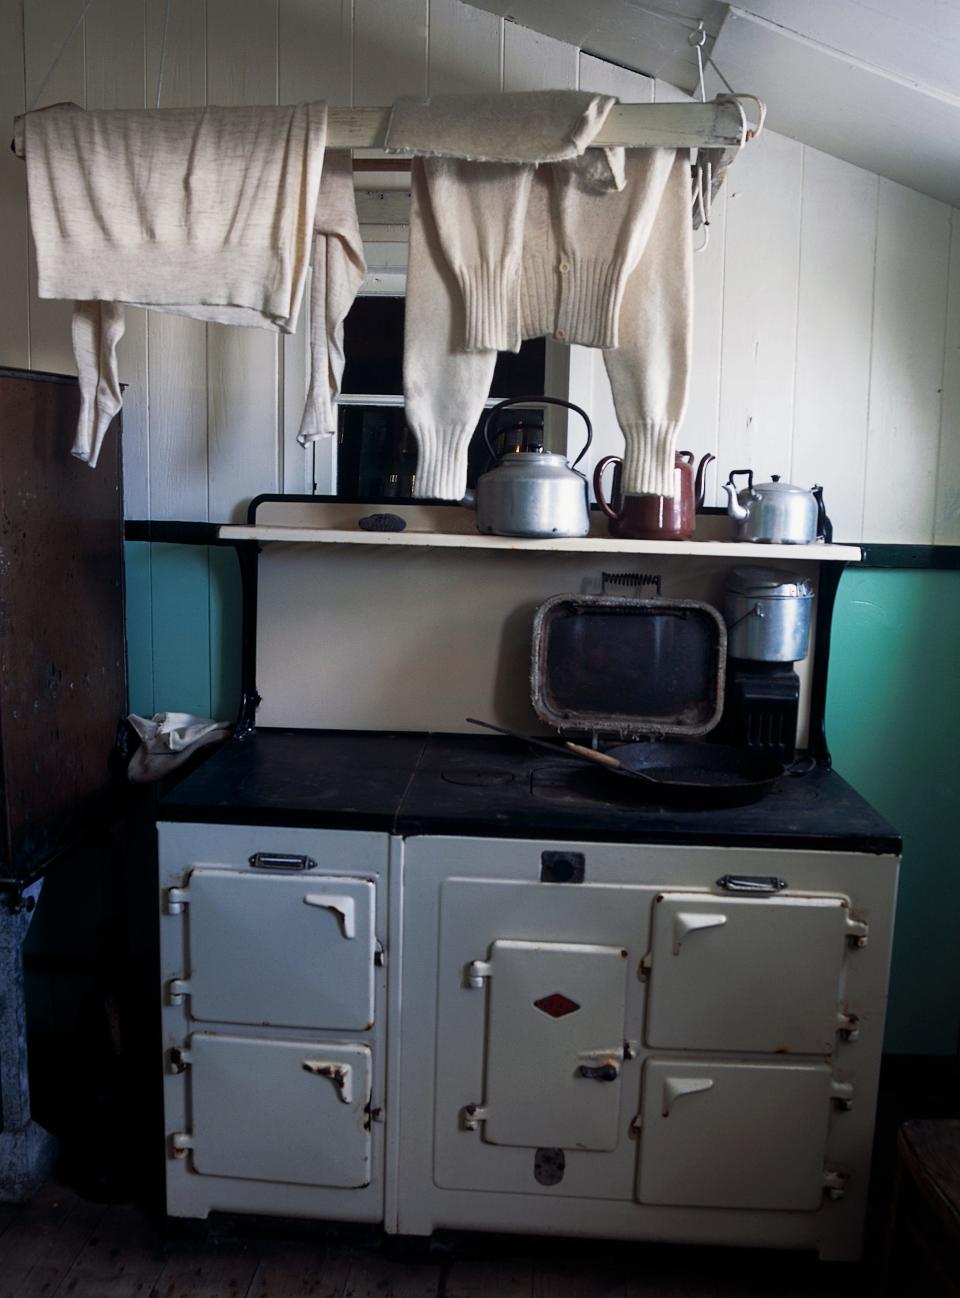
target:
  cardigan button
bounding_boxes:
[558,260,570,273]
[555,328,567,340]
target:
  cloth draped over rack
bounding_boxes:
[385,89,626,193]
[392,90,692,502]
[9,89,750,492]
[15,101,365,466]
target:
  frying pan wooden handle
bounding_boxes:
[564,741,624,771]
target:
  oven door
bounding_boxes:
[644,891,857,1054]
[470,938,630,1151]
[174,867,377,1031]
[180,1033,373,1188]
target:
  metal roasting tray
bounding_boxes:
[530,594,727,740]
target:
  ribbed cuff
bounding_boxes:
[519,254,556,340]
[457,262,521,352]
[410,424,475,501]
[620,420,680,498]
[557,256,626,349]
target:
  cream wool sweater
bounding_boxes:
[404,150,692,501]
[20,102,364,465]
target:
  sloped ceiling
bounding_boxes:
[464,0,960,206]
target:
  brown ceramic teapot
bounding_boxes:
[593,451,715,540]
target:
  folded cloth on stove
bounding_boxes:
[126,712,231,784]
[17,100,363,465]
[384,89,625,192]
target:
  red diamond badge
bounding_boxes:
[534,993,580,1019]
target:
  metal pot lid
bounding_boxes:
[749,475,812,496]
[725,566,815,599]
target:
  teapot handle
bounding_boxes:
[694,453,716,510]
[592,456,623,521]
[482,395,593,468]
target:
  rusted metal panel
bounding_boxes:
[0,368,126,882]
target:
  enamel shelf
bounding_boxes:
[218,523,862,562]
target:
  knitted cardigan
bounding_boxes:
[404,149,692,501]
[19,102,364,466]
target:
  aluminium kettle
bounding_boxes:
[722,470,833,544]
[463,396,592,538]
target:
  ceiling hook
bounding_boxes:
[688,22,708,103]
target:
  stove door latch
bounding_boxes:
[465,959,493,989]
[576,1061,619,1082]
[461,1102,489,1131]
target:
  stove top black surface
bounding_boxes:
[158,729,901,853]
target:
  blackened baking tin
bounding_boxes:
[530,594,727,739]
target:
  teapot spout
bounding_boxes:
[461,489,477,510]
[722,480,749,522]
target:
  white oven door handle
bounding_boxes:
[302,1059,354,1103]
[673,911,727,955]
[662,1076,714,1116]
[303,893,356,939]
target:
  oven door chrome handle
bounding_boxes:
[249,852,318,871]
[716,874,787,894]
[303,893,357,938]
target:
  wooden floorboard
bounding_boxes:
[246,1240,348,1298]
[0,1179,880,1298]
[0,1181,108,1298]
[148,1238,261,1298]
[49,1200,168,1298]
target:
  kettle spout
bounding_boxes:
[461,489,477,510]
[722,480,749,522]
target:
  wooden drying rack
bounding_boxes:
[333,100,747,181]
[14,99,753,228]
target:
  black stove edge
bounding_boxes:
[157,800,900,854]
[155,728,902,855]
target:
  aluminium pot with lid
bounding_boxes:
[724,566,815,663]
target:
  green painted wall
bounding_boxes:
[123,550,960,1054]
[826,567,960,1056]
[124,542,243,721]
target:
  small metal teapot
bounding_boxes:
[464,396,592,538]
[722,470,833,544]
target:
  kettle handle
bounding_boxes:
[812,485,833,543]
[482,396,593,468]
[592,455,623,521]
[727,467,754,494]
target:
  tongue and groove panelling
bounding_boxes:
[3,0,958,543]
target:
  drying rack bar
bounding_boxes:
[13,99,749,162]
[330,100,747,152]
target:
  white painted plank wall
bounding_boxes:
[937,209,960,545]
[864,182,952,543]
[2,0,958,543]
